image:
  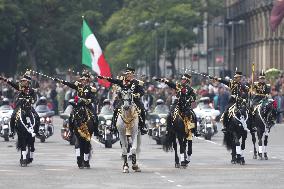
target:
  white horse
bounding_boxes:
[116,89,141,173]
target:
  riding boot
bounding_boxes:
[111,110,119,133]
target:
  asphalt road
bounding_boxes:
[0,117,284,189]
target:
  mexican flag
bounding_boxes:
[82,19,111,87]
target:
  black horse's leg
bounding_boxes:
[240,131,247,165]
[257,131,263,160]
[28,136,35,163]
[173,135,180,168]
[251,132,257,159]
[264,135,269,160]
[20,137,28,167]
[231,133,237,164]
[187,140,192,163]
[178,137,187,167]
[75,136,83,168]
[83,140,91,168]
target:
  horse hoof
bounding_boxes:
[128,155,132,160]
[20,159,27,167]
[231,160,236,164]
[175,163,180,168]
[123,167,129,173]
[180,161,188,168]
[132,165,141,172]
[253,155,257,159]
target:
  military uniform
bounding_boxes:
[217,72,249,131]
[252,72,270,106]
[1,72,40,135]
[98,67,147,134]
[161,74,198,136]
[55,73,99,136]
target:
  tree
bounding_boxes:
[0,0,122,75]
[103,0,202,77]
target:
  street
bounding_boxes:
[0,117,284,189]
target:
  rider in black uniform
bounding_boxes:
[252,71,270,107]
[0,71,39,137]
[53,71,99,136]
[215,71,250,132]
[98,67,148,135]
[156,73,199,136]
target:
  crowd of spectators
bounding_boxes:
[0,72,283,123]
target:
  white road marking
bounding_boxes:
[161,175,166,178]
[176,185,182,187]
[167,180,175,183]
[44,168,67,171]
[91,138,104,147]
[196,137,221,145]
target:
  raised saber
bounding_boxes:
[28,69,55,80]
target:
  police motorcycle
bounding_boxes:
[98,99,119,148]
[0,98,13,141]
[148,99,169,144]
[35,97,55,142]
[193,97,220,140]
[60,99,75,145]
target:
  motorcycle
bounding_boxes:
[98,104,119,148]
[148,103,169,145]
[193,97,220,140]
[35,105,55,142]
[60,102,76,145]
[0,105,13,141]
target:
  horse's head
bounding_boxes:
[69,97,87,121]
[262,99,278,126]
[121,89,134,111]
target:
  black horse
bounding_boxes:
[70,98,95,169]
[13,98,38,167]
[251,99,278,160]
[223,97,250,165]
[163,102,196,168]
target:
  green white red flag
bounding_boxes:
[82,19,111,87]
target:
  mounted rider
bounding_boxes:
[251,70,271,108]
[215,71,250,132]
[156,73,199,137]
[53,71,99,136]
[0,71,39,137]
[98,67,148,135]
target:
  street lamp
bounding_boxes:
[138,20,161,77]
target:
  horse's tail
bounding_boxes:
[163,115,174,152]
[223,131,233,150]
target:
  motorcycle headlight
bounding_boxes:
[100,120,105,124]
[46,117,51,123]
[106,120,112,126]
[3,117,9,124]
[160,118,166,124]
[155,118,160,123]
[40,117,45,123]
[205,116,212,123]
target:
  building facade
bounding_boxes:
[226,0,284,76]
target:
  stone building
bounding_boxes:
[226,0,284,76]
